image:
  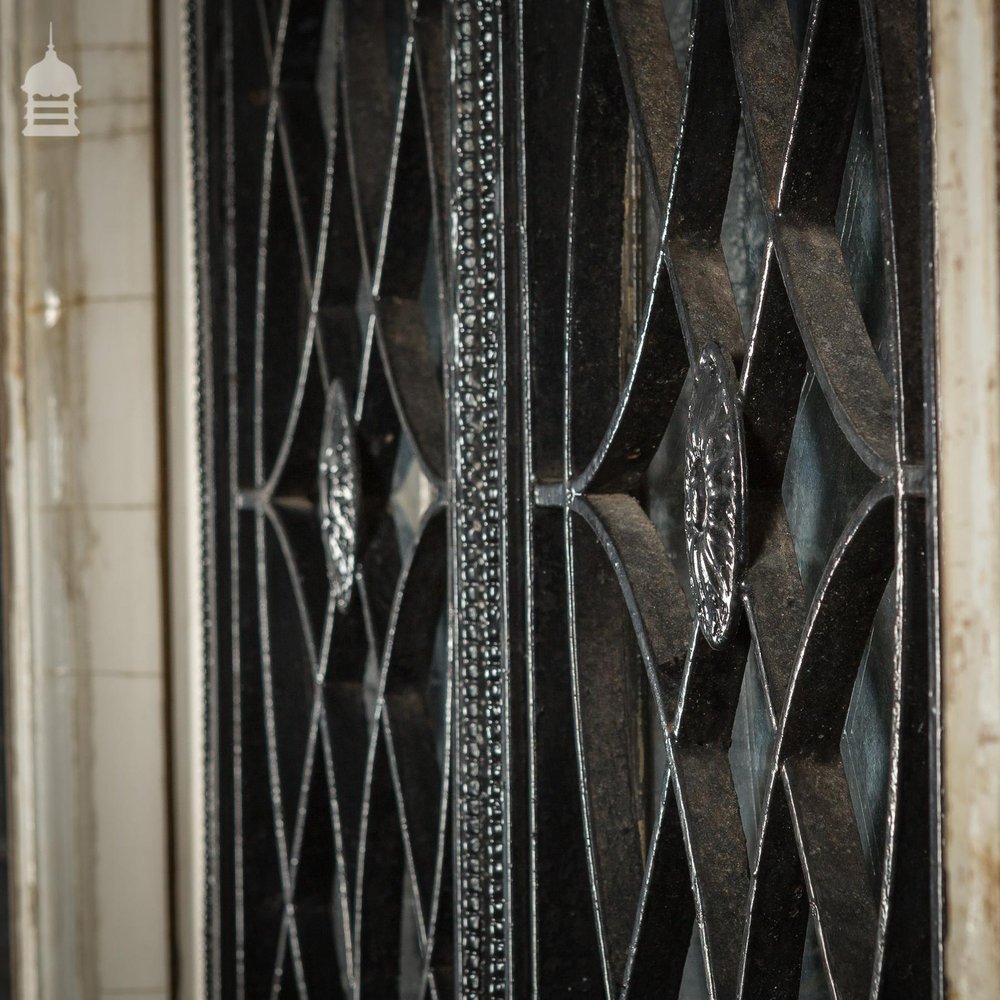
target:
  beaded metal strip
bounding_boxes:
[451,1,509,995]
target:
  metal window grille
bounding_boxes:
[190,0,940,996]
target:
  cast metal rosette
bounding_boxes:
[318,378,360,611]
[684,341,747,647]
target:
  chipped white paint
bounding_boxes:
[932,1,1000,996]
[42,287,61,329]
[0,0,43,992]
[160,0,207,994]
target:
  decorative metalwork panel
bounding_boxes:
[191,0,941,996]
[192,0,456,994]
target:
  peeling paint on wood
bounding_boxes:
[932,1,1000,996]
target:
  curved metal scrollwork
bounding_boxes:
[193,0,938,996]
[193,0,454,995]
[521,0,934,996]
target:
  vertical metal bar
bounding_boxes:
[450,1,511,994]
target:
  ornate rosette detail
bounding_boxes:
[318,379,360,611]
[684,341,747,647]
